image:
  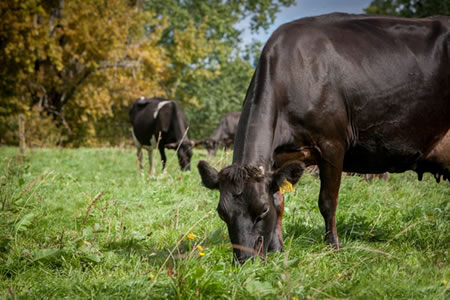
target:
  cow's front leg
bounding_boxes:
[318,149,344,249]
[159,145,167,173]
[137,147,143,169]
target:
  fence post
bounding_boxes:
[19,114,25,155]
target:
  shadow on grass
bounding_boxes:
[284,214,393,248]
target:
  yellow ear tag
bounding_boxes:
[279,179,294,194]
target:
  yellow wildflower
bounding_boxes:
[199,252,205,257]
[293,297,299,300]
[149,273,154,279]
[196,245,203,251]
[187,233,196,240]
[443,280,448,285]
[338,273,342,278]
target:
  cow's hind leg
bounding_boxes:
[318,145,344,249]
[147,148,155,174]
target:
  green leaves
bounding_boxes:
[33,248,61,262]
[365,0,450,17]
[245,279,275,297]
[14,213,34,234]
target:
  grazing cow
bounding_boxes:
[203,112,241,156]
[198,13,449,263]
[129,97,193,172]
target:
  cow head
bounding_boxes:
[203,138,218,156]
[178,141,193,171]
[197,160,305,264]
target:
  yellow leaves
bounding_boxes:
[172,19,213,65]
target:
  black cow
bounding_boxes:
[203,112,241,156]
[129,97,193,172]
[198,13,449,263]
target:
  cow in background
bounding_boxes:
[203,112,240,156]
[129,97,193,172]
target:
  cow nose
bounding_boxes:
[238,257,247,264]
[234,255,251,265]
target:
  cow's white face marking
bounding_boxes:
[153,101,171,119]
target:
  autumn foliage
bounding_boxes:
[0,0,294,146]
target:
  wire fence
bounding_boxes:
[0,116,218,147]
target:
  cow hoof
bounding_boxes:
[325,235,340,250]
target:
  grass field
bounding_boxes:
[0,146,449,299]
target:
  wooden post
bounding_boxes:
[19,114,25,155]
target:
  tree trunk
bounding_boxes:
[19,114,25,155]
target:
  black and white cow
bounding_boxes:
[129,97,193,172]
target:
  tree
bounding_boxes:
[1,0,169,145]
[144,0,294,138]
[365,0,450,17]
[0,0,295,145]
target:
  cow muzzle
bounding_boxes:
[233,235,266,265]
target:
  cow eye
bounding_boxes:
[255,206,270,223]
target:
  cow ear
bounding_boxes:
[198,160,219,190]
[270,162,305,193]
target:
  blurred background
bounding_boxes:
[1,0,448,147]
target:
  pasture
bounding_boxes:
[0,146,448,299]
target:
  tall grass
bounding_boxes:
[0,146,448,299]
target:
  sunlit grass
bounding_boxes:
[0,146,449,299]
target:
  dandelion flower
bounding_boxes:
[196,245,203,251]
[443,280,448,286]
[293,297,299,300]
[187,233,196,240]
[149,273,154,279]
[337,273,342,278]
[199,252,205,257]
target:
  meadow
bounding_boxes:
[0,146,448,299]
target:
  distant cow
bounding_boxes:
[198,13,449,263]
[203,112,240,156]
[129,97,193,172]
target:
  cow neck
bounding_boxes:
[232,98,276,170]
[209,121,223,141]
[171,103,188,143]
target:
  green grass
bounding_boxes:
[0,146,449,299]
